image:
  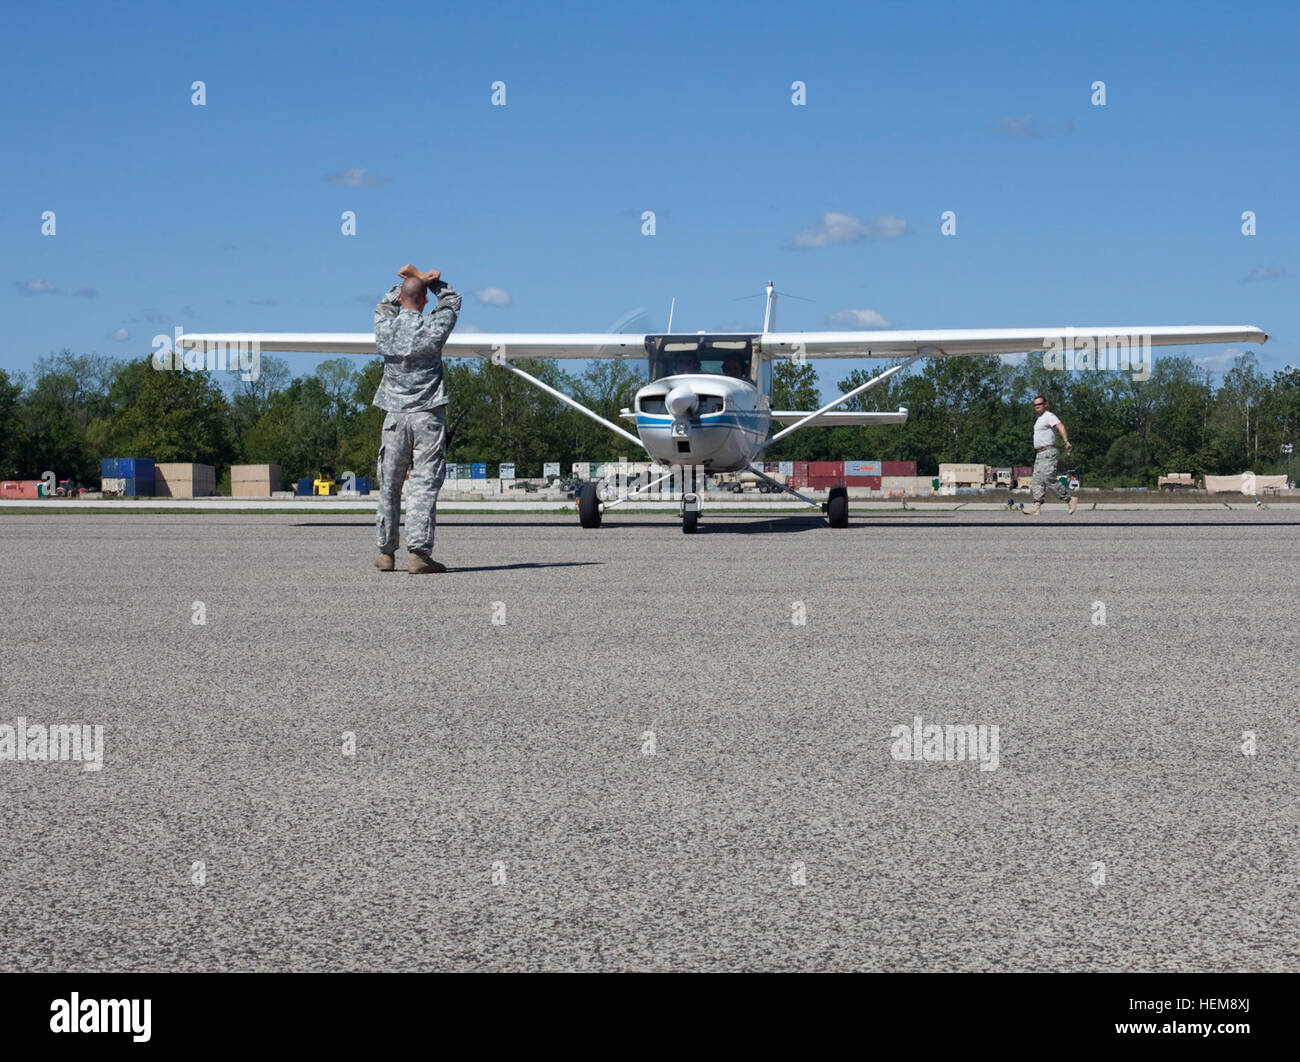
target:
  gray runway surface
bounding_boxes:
[1,509,1297,971]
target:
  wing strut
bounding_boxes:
[761,352,925,450]
[489,349,645,449]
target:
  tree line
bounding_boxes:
[0,348,1291,489]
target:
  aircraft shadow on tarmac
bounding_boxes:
[293,518,829,534]
[294,517,1300,534]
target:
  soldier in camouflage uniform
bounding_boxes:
[372,265,461,573]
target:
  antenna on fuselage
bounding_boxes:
[762,281,776,334]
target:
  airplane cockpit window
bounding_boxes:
[652,348,753,381]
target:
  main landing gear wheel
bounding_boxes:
[682,510,699,534]
[825,485,849,528]
[578,481,602,528]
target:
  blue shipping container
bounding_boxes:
[844,460,882,476]
[120,477,156,497]
[355,476,373,495]
[119,458,155,479]
[100,458,120,478]
[296,477,313,496]
[470,463,487,479]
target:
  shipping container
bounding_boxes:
[763,461,779,473]
[793,461,810,475]
[355,476,373,495]
[470,463,488,479]
[1,480,40,499]
[843,475,882,489]
[881,460,917,476]
[808,461,843,477]
[844,460,882,477]
[938,463,986,486]
[296,477,313,496]
[100,458,119,478]
[118,458,155,479]
[155,463,216,498]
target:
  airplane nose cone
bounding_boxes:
[665,384,698,417]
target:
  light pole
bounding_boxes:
[1284,442,1294,489]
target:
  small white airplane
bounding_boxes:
[179,283,1267,533]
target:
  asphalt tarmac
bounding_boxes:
[1,508,1297,971]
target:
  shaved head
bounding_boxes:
[400,277,428,306]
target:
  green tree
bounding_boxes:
[115,358,234,464]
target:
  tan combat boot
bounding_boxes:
[1021,502,1041,516]
[1068,496,1078,515]
[375,552,395,572]
[408,552,448,574]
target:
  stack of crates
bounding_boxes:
[155,463,216,498]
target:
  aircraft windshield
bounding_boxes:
[652,344,752,382]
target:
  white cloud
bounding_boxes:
[829,309,892,328]
[1194,349,1243,369]
[107,327,129,342]
[474,287,511,307]
[1243,266,1285,283]
[458,323,483,333]
[13,277,61,295]
[325,167,386,187]
[996,113,1076,139]
[793,212,909,248]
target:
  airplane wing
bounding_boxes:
[178,324,1268,361]
[176,332,648,359]
[757,325,1269,359]
[770,410,908,426]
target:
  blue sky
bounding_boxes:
[2,0,1294,393]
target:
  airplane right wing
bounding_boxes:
[176,332,649,359]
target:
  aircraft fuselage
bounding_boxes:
[633,374,770,472]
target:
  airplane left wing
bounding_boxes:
[758,325,1268,359]
[176,332,649,359]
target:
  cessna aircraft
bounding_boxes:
[178,283,1267,533]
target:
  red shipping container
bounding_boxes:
[806,476,843,490]
[808,461,843,477]
[793,461,810,475]
[1,480,39,499]
[844,476,882,489]
[881,461,917,476]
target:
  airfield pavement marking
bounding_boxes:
[0,510,1296,971]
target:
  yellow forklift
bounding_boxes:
[312,465,337,496]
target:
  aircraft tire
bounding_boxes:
[827,486,849,528]
[579,482,602,528]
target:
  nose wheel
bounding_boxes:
[681,491,701,534]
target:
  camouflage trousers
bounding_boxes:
[376,409,446,555]
[1032,447,1070,503]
